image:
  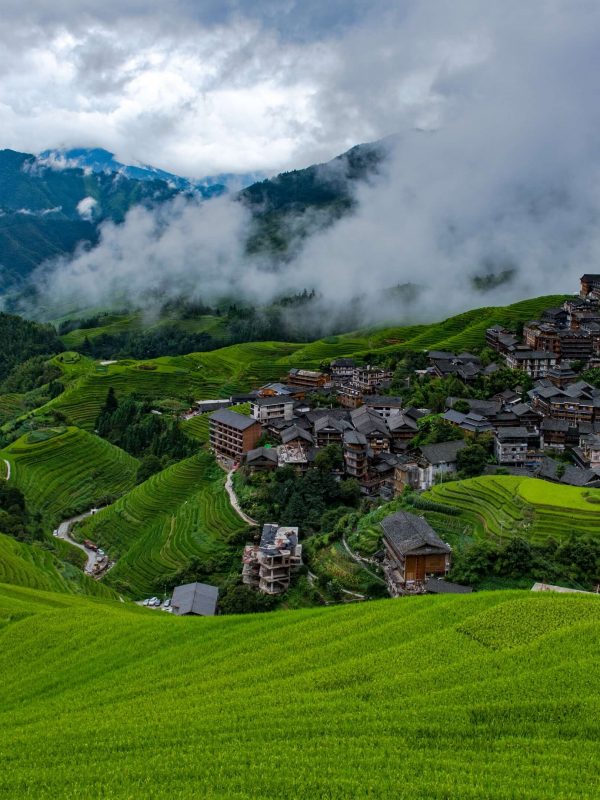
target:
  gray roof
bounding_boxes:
[252,395,295,407]
[365,395,404,408]
[387,412,418,432]
[246,447,278,464]
[210,408,259,431]
[343,429,368,446]
[419,439,466,465]
[171,582,219,616]
[541,418,570,432]
[425,577,473,594]
[281,425,314,445]
[350,406,390,436]
[495,426,530,440]
[381,511,451,556]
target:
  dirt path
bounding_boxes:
[225,470,258,526]
[341,535,386,585]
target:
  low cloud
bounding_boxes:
[76,196,98,220]
[17,1,600,329]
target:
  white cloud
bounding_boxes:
[76,196,97,220]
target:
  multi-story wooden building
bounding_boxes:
[287,368,330,390]
[342,430,369,480]
[209,409,262,461]
[580,274,600,300]
[380,511,451,594]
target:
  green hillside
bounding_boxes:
[424,476,600,544]
[2,426,139,528]
[74,452,249,597]
[0,532,117,598]
[0,586,598,798]
[44,294,567,431]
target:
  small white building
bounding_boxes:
[250,396,295,423]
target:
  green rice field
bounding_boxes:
[1,426,139,528]
[74,451,250,597]
[0,585,598,798]
[425,476,600,543]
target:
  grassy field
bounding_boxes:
[0,585,598,798]
[424,476,600,544]
[1,426,139,529]
[42,295,568,430]
[74,452,250,597]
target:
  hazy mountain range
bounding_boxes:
[0,140,389,302]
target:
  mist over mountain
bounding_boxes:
[37,148,263,196]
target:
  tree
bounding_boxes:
[136,455,163,484]
[337,479,362,506]
[219,583,279,615]
[457,443,488,478]
[452,399,471,414]
[315,443,344,472]
[100,387,118,416]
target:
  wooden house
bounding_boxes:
[380,511,451,595]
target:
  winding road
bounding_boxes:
[1,455,104,576]
[225,470,258,526]
[55,510,104,573]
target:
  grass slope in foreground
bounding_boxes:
[0,587,598,799]
[1,426,138,529]
[46,294,566,430]
[424,475,600,544]
[74,451,249,597]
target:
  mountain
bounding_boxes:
[0,148,181,291]
[0,139,392,299]
[240,137,392,257]
[37,147,262,196]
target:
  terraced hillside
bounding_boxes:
[74,452,249,597]
[59,312,229,349]
[0,586,598,799]
[424,476,600,544]
[1,426,138,528]
[0,532,117,598]
[46,294,567,430]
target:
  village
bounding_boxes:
[137,275,600,616]
[182,274,598,607]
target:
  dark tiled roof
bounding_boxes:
[281,426,314,445]
[425,577,473,594]
[387,413,418,432]
[210,409,259,430]
[419,439,466,465]
[246,447,278,463]
[252,395,295,407]
[365,395,404,407]
[343,430,368,446]
[541,418,570,432]
[495,426,530,440]
[381,511,451,556]
[171,582,219,616]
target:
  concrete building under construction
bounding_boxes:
[242,524,302,595]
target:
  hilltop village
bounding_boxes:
[199,276,600,600]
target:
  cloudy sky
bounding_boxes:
[2,0,579,177]
[9,1,600,324]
